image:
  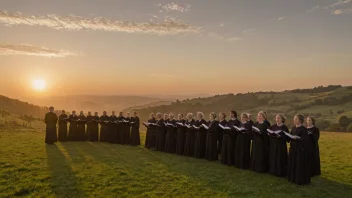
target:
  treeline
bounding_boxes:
[288,85,342,93]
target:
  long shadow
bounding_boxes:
[45,144,87,198]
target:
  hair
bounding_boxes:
[156,112,162,118]
[186,113,193,120]
[307,116,316,125]
[169,113,175,119]
[247,113,252,119]
[197,112,204,119]
[178,113,184,118]
[219,112,226,119]
[126,112,131,115]
[295,114,305,124]
[164,113,168,117]
[150,112,155,117]
[49,106,54,110]
[119,112,123,116]
[231,110,238,118]
[276,113,286,123]
[241,113,249,119]
[62,110,65,113]
[258,111,267,120]
[94,112,98,114]
[133,111,137,115]
[209,112,217,119]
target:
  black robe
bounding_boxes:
[68,115,78,141]
[287,125,311,185]
[99,115,110,142]
[175,119,186,155]
[234,122,252,169]
[308,126,321,176]
[130,116,141,146]
[123,117,131,145]
[58,114,68,142]
[87,115,99,142]
[116,116,124,144]
[45,112,58,144]
[218,120,224,154]
[221,119,240,166]
[108,115,118,143]
[155,118,166,152]
[144,118,156,148]
[165,119,177,153]
[184,119,195,157]
[205,120,219,161]
[268,124,289,177]
[77,115,87,141]
[251,122,270,172]
[194,119,207,158]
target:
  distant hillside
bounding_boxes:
[134,85,352,131]
[122,101,172,112]
[0,95,47,118]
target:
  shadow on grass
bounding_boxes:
[45,144,87,198]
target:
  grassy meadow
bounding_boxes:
[1,120,352,198]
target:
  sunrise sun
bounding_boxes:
[32,79,46,91]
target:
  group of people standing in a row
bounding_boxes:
[143,111,321,185]
[44,106,141,146]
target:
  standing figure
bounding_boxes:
[217,112,227,155]
[194,112,207,158]
[88,112,99,142]
[58,110,68,142]
[123,112,132,145]
[307,116,321,176]
[155,112,166,152]
[68,111,78,141]
[130,112,141,146]
[165,113,177,153]
[287,114,312,185]
[205,112,219,161]
[44,106,58,144]
[108,111,118,143]
[268,114,289,177]
[184,113,195,157]
[144,113,156,148]
[77,111,87,141]
[175,114,186,155]
[117,112,124,144]
[99,111,110,142]
[221,110,240,166]
[234,113,252,169]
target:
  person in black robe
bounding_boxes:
[68,111,78,141]
[205,112,219,161]
[175,114,186,155]
[234,113,252,169]
[307,116,321,177]
[44,106,58,144]
[184,113,196,157]
[122,112,132,145]
[288,114,312,185]
[221,111,241,166]
[193,112,207,159]
[165,113,177,153]
[268,114,289,177]
[58,110,68,142]
[144,113,156,148]
[217,112,227,156]
[130,111,141,146]
[108,111,118,143]
[77,111,87,141]
[116,112,124,144]
[251,111,270,173]
[263,111,271,127]
[99,111,110,142]
[87,112,99,142]
[164,114,169,123]
[155,112,166,151]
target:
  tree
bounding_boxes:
[338,116,351,128]
[316,120,331,131]
[326,123,340,132]
[347,123,352,133]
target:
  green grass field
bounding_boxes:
[1,122,352,197]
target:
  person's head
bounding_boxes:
[49,106,54,112]
[186,113,193,121]
[119,112,123,117]
[150,113,155,119]
[94,112,98,116]
[178,114,184,120]
[307,116,316,127]
[88,111,92,116]
[197,112,204,120]
[276,114,286,125]
[263,111,268,120]
[133,111,137,117]
[72,110,76,115]
[169,113,175,120]
[156,112,162,119]
[247,113,252,120]
[219,112,226,120]
[126,112,131,118]
[257,111,266,123]
[241,113,249,123]
[80,111,83,115]
[163,114,168,120]
[61,110,65,114]
[230,110,237,119]
[103,111,107,115]
[209,112,216,121]
[294,114,304,126]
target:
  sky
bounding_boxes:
[0,0,351,101]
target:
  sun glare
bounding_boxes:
[32,79,46,91]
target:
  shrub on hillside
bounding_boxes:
[326,123,340,132]
[347,124,352,133]
[338,116,351,128]
[316,120,331,131]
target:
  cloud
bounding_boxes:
[0,10,201,36]
[219,23,224,27]
[277,17,287,20]
[243,28,257,34]
[330,0,351,8]
[208,32,241,42]
[332,8,352,14]
[306,5,320,13]
[0,43,76,57]
[158,2,191,12]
